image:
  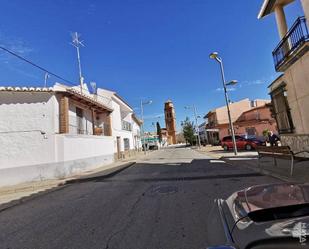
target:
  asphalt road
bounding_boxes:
[0,147,281,249]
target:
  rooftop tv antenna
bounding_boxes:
[44,72,50,88]
[71,32,85,93]
[90,81,97,100]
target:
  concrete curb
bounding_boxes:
[220,157,296,183]
[0,184,68,213]
[65,162,136,184]
[193,147,293,183]
[0,161,136,213]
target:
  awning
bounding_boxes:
[66,88,113,113]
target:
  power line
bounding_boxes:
[0,45,75,85]
[0,45,112,101]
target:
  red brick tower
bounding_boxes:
[164,100,177,144]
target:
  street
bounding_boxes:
[0,147,281,249]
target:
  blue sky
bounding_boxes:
[0,0,304,131]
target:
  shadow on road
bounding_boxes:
[81,158,278,185]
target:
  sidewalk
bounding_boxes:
[223,156,309,183]
[196,145,309,183]
[0,151,149,209]
[196,145,258,159]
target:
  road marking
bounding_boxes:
[227,158,258,161]
[210,160,226,163]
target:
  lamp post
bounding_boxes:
[185,104,201,148]
[210,52,238,155]
[140,99,152,154]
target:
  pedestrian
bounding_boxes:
[268,131,280,146]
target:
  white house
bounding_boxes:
[0,83,141,187]
[97,88,142,159]
[198,122,207,145]
[132,114,143,151]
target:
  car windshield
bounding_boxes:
[226,183,309,222]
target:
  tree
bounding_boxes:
[156,122,162,143]
[181,117,196,145]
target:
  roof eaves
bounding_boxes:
[132,113,143,126]
[267,74,284,88]
[66,88,113,112]
[0,86,54,92]
[258,0,275,19]
[113,93,133,111]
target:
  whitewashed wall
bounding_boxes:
[0,92,115,187]
[110,100,134,152]
[0,92,58,169]
[132,120,142,150]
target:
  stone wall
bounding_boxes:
[281,134,309,157]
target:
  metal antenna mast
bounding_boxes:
[71,32,85,93]
[44,72,50,87]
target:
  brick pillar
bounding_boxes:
[59,95,69,133]
[91,109,95,135]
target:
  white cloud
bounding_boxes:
[0,33,33,62]
[87,3,96,15]
[0,33,39,80]
[143,113,165,120]
[215,87,236,92]
[242,79,264,86]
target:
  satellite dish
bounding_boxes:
[90,81,97,94]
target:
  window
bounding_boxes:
[246,127,256,136]
[250,100,256,108]
[122,120,132,131]
[271,85,294,134]
[124,138,130,151]
[76,107,84,134]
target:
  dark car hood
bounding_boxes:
[224,183,309,248]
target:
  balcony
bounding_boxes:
[273,17,309,72]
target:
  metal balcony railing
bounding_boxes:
[273,17,309,71]
[68,115,111,136]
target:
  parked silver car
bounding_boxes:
[206,183,309,249]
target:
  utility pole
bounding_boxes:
[193,104,201,148]
[141,100,146,154]
[71,32,85,93]
[185,105,201,148]
[140,99,152,154]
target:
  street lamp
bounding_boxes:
[140,99,152,154]
[210,52,238,155]
[185,104,201,148]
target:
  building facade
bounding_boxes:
[234,105,277,140]
[164,100,177,145]
[97,88,142,160]
[259,0,309,153]
[0,83,141,187]
[198,122,208,145]
[0,83,114,187]
[204,99,272,145]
